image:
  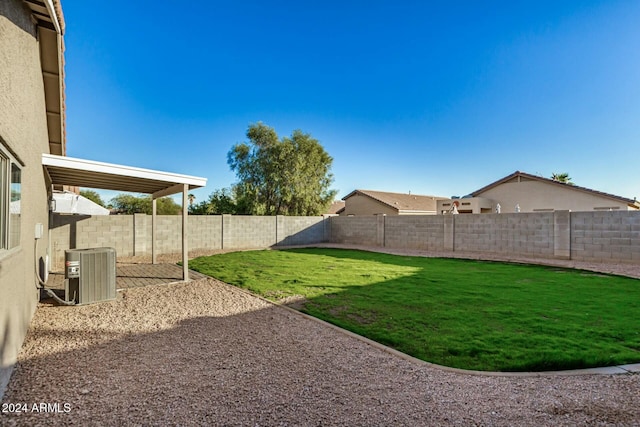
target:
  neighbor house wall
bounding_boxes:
[437,197,494,214]
[476,178,632,213]
[0,0,52,396]
[341,193,398,216]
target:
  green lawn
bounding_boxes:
[189,248,640,372]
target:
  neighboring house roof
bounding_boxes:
[327,201,345,215]
[471,171,640,209]
[343,189,448,213]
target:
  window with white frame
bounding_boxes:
[1,141,22,251]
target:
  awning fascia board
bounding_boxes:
[42,154,207,195]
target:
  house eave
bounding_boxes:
[24,0,66,155]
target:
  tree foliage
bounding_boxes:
[110,194,182,215]
[227,123,337,215]
[189,188,240,215]
[80,190,106,207]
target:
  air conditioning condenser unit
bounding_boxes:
[65,247,116,305]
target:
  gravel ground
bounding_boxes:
[2,246,640,426]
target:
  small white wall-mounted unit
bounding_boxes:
[65,247,116,304]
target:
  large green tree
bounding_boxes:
[227,123,337,215]
[110,194,182,215]
[80,189,106,207]
[189,188,239,215]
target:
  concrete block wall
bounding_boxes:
[222,215,277,249]
[135,215,223,255]
[50,211,640,267]
[51,214,329,268]
[329,211,640,263]
[50,214,134,269]
[330,216,378,246]
[190,215,223,250]
[554,211,571,259]
[134,213,148,255]
[276,216,328,246]
[454,213,554,257]
[77,216,134,253]
[384,215,445,250]
[571,211,640,263]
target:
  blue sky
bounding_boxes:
[62,0,640,204]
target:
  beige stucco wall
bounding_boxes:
[476,179,632,213]
[0,0,52,396]
[437,197,494,214]
[340,194,398,216]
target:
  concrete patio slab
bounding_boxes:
[46,263,207,291]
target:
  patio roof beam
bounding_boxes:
[152,183,185,199]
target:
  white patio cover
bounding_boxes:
[42,154,207,281]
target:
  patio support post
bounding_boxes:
[182,185,189,282]
[152,197,157,264]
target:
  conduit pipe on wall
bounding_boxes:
[34,238,75,306]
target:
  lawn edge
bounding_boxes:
[274,244,640,280]
[211,276,639,377]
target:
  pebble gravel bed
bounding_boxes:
[2,272,639,426]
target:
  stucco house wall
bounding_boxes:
[341,190,446,216]
[341,193,399,216]
[476,177,633,213]
[437,197,494,214]
[0,0,54,396]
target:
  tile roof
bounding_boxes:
[327,201,345,215]
[343,190,448,212]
